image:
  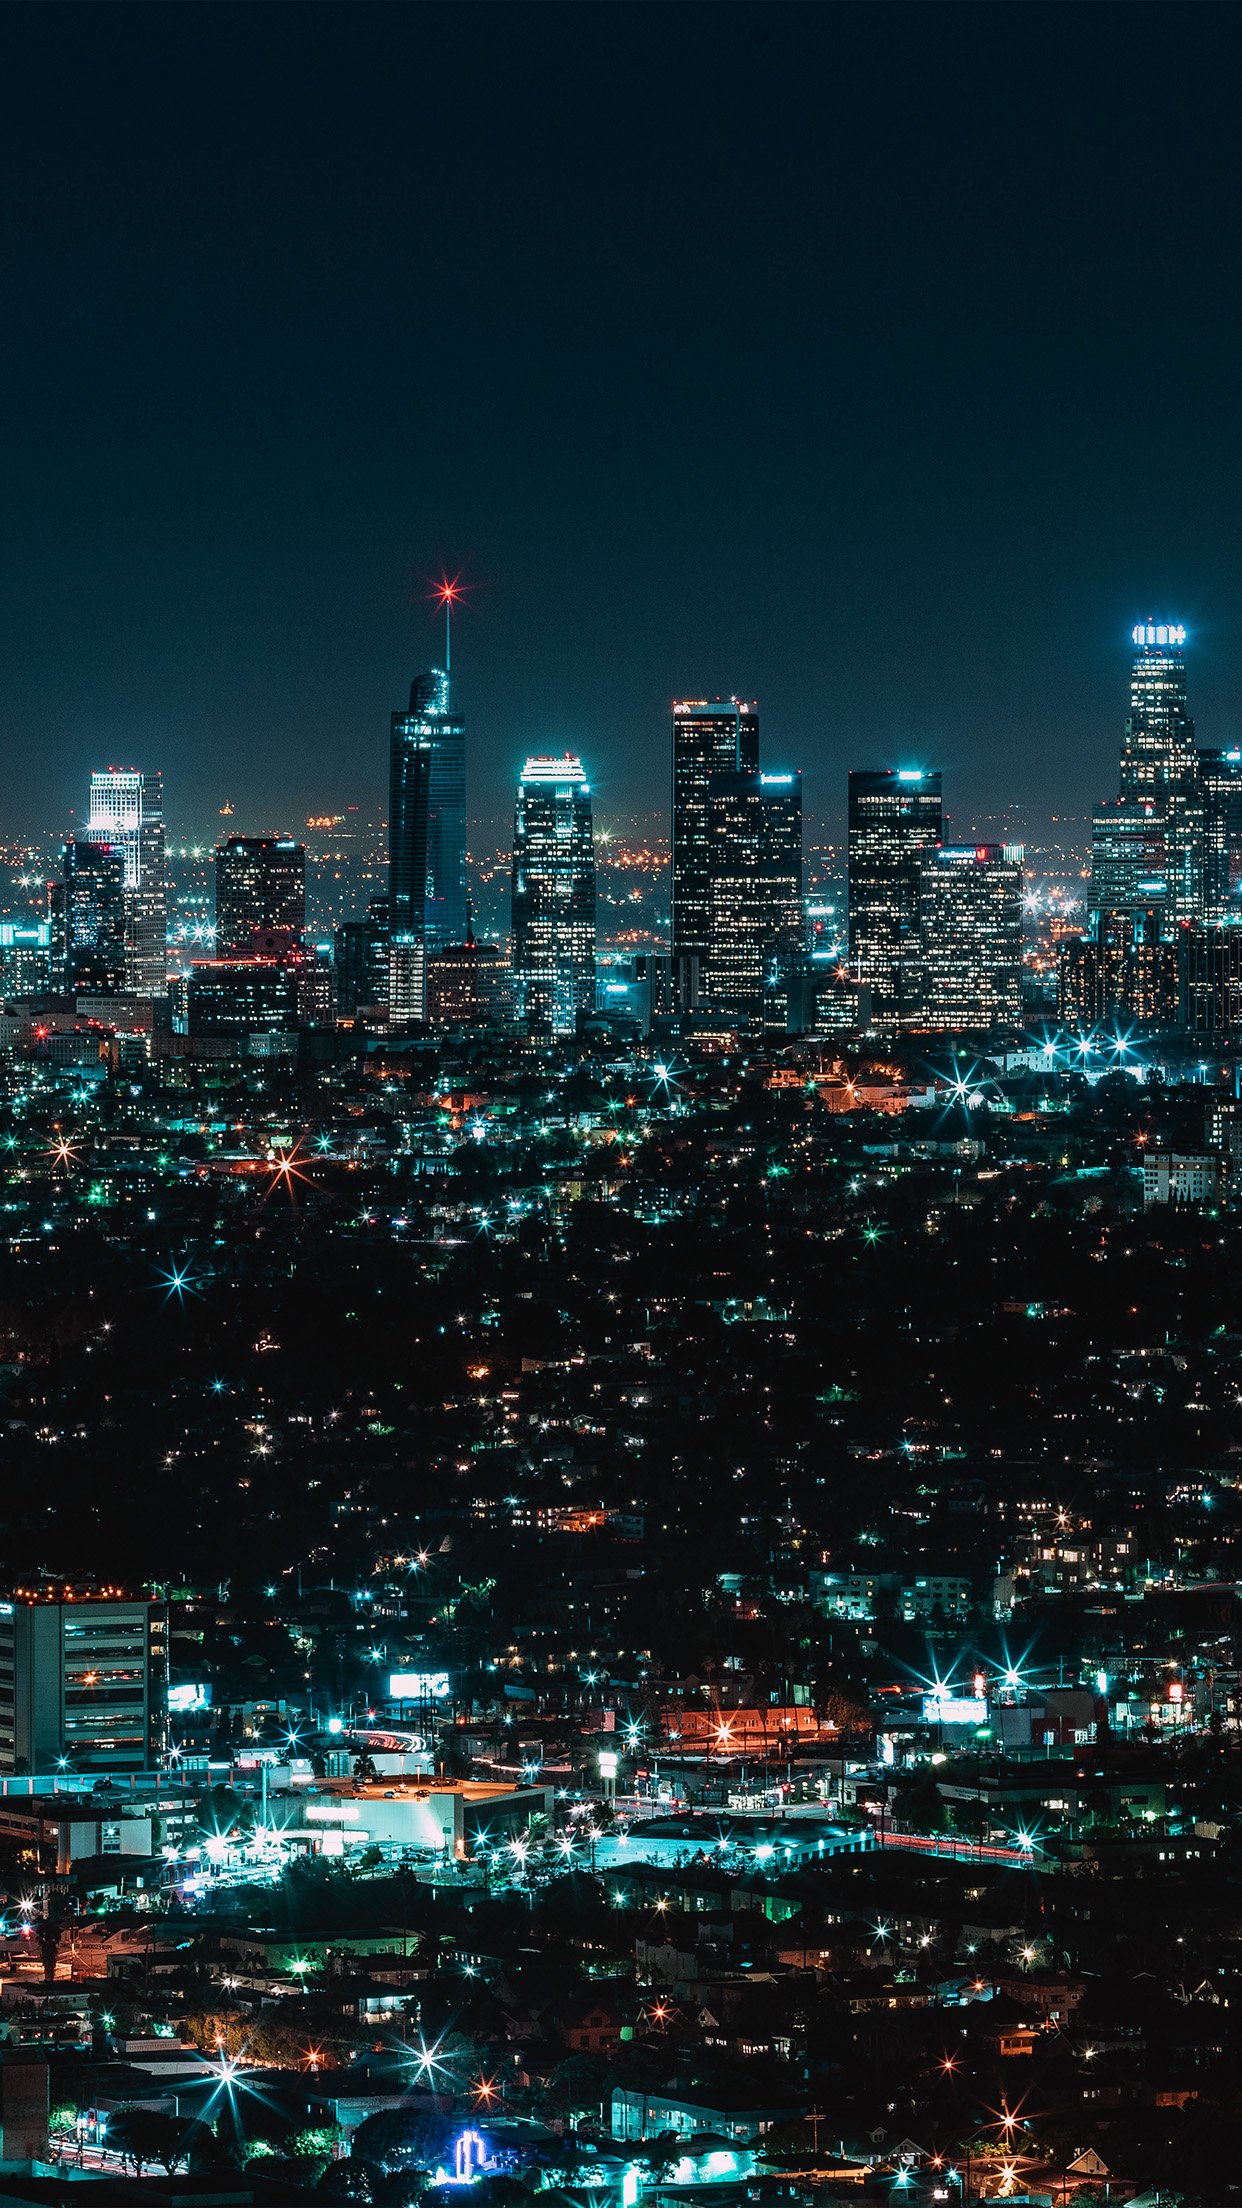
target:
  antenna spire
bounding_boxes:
[428,572,469,680]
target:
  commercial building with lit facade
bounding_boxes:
[912,843,1023,1030]
[293,1776,554,1862]
[703,769,803,1022]
[62,841,127,995]
[391,669,468,954]
[1179,924,1242,1037]
[1090,623,1203,936]
[671,698,759,969]
[1060,908,1177,1030]
[1199,745,1242,923]
[0,1595,167,1776]
[85,769,167,997]
[426,928,512,1027]
[0,921,52,997]
[185,954,300,1036]
[510,755,596,1038]
[847,768,942,1016]
[215,835,306,952]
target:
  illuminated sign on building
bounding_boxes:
[1132,623,1186,647]
[389,1672,451,1698]
[922,1695,987,1725]
[168,1683,211,1712]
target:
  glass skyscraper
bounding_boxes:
[847,769,943,1014]
[390,670,468,956]
[511,755,596,1039]
[704,770,804,1022]
[914,843,1023,1030]
[672,699,759,966]
[1198,746,1242,924]
[215,835,307,953]
[63,839,127,994]
[1090,624,1203,928]
[85,769,166,996]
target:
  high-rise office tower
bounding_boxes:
[63,840,127,994]
[914,843,1023,1030]
[1090,624,1203,931]
[1059,909,1177,1030]
[672,699,759,968]
[215,835,306,953]
[704,770,804,1022]
[511,755,596,1038]
[847,769,942,1014]
[0,1594,167,1775]
[1198,746,1242,924]
[334,899,392,1018]
[0,921,53,998]
[388,710,433,1024]
[86,769,166,996]
[390,670,468,957]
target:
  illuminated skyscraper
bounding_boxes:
[847,769,942,1014]
[511,756,596,1038]
[215,835,306,953]
[913,843,1023,1030]
[704,770,804,1022]
[1090,623,1203,929]
[672,699,759,966]
[390,670,468,954]
[63,839,127,994]
[388,704,433,1023]
[1198,746,1242,924]
[85,769,166,995]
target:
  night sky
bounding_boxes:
[3,0,1242,848]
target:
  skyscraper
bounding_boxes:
[511,756,596,1039]
[85,769,166,996]
[215,835,307,953]
[63,840,127,994]
[672,699,759,968]
[388,709,433,1023]
[913,843,1023,1030]
[847,769,942,1014]
[703,770,804,1023]
[390,670,468,956]
[1198,746,1242,924]
[1090,623,1203,931]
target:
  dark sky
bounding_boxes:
[4,1,1242,849]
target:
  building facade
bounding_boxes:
[914,843,1023,1030]
[1179,924,1242,1037]
[848,769,942,1016]
[390,670,467,958]
[1199,746,1242,924]
[426,930,512,1027]
[511,755,596,1039]
[85,770,167,996]
[1090,625,1203,936]
[185,955,300,1036]
[0,921,53,998]
[703,770,804,1022]
[63,840,127,995]
[0,1596,167,1775]
[1059,908,1178,1030]
[215,836,306,953]
[672,699,759,969]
